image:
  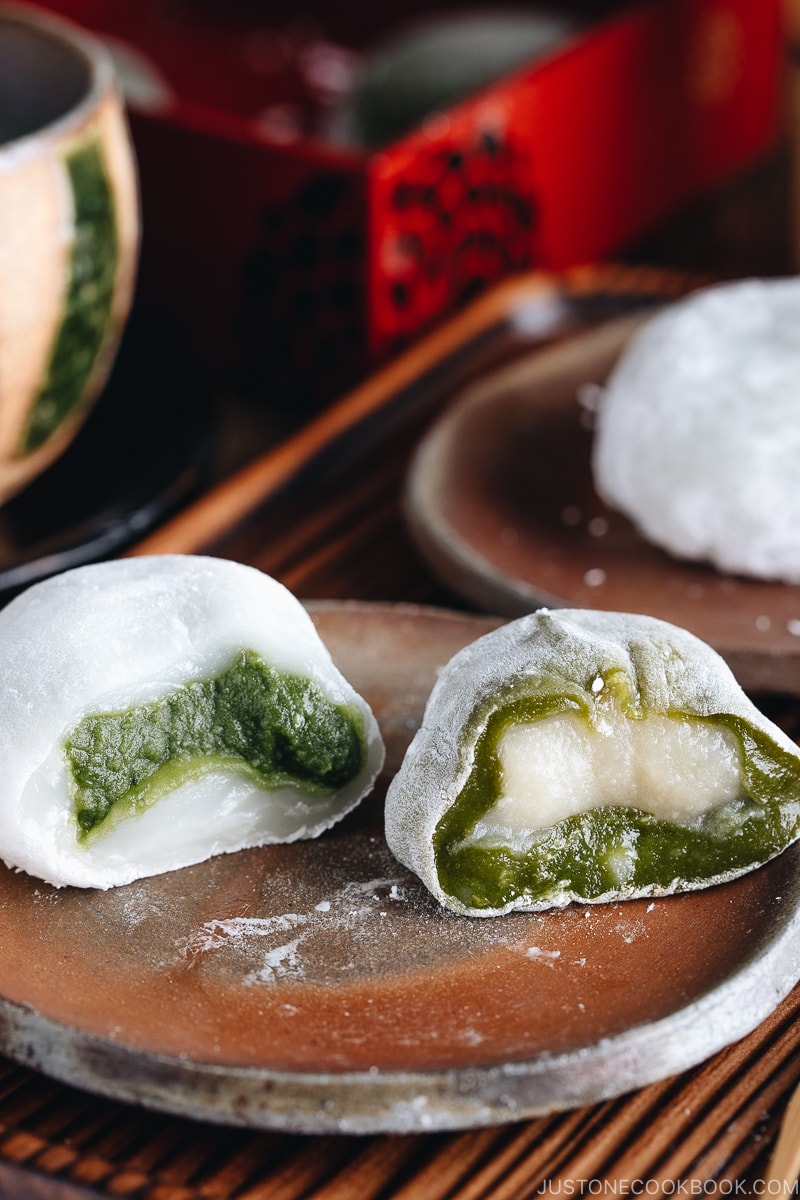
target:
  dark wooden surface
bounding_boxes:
[0,155,799,1198]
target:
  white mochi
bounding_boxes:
[465,710,742,851]
[384,608,800,916]
[0,556,385,889]
[592,277,800,581]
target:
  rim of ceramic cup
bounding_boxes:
[0,2,118,165]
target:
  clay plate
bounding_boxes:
[405,315,800,695]
[0,601,799,1135]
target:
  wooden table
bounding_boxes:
[1,155,799,1199]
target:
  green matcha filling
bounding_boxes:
[18,138,117,456]
[66,650,365,841]
[433,674,800,910]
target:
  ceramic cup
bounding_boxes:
[0,3,139,503]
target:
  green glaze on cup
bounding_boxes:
[18,139,117,456]
[66,650,366,841]
[433,676,800,912]
[0,5,138,502]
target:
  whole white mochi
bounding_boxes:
[592,277,800,581]
[0,556,384,889]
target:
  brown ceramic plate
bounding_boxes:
[1,601,799,1136]
[405,315,800,695]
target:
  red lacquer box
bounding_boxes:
[39,0,783,405]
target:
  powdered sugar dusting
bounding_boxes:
[174,855,659,988]
[119,882,171,927]
[176,873,427,985]
[173,837,643,986]
[526,947,561,965]
[254,938,305,983]
[182,913,310,964]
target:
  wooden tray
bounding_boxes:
[2,264,800,1198]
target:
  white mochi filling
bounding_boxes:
[464,702,743,854]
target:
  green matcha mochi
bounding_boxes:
[67,650,365,841]
[384,609,800,916]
